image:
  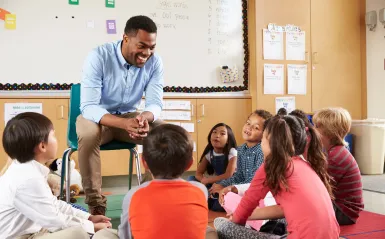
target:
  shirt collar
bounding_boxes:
[116,40,131,70]
[243,142,260,150]
[29,160,50,178]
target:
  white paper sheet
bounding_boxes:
[275,97,296,114]
[287,64,307,95]
[4,103,43,125]
[181,123,194,133]
[163,100,191,110]
[263,29,284,60]
[167,121,181,126]
[286,31,306,61]
[162,111,191,121]
[193,142,196,152]
[264,64,284,95]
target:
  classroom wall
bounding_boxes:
[366,0,385,119]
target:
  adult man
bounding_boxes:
[77,15,163,215]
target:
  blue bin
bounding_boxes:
[345,133,353,155]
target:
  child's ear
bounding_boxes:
[34,142,46,154]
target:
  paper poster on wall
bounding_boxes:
[287,64,307,95]
[69,0,79,5]
[106,20,116,34]
[263,29,284,60]
[275,97,295,114]
[181,123,194,133]
[163,100,191,110]
[264,64,284,95]
[162,111,191,121]
[4,103,43,125]
[286,31,306,61]
[4,14,16,30]
[166,121,181,126]
[105,0,115,8]
[0,8,11,21]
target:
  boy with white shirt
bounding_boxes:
[0,112,111,239]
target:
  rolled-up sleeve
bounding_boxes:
[143,56,164,121]
[80,50,109,123]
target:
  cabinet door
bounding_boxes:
[196,98,252,160]
[0,98,68,169]
[311,0,362,119]
[255,0,312,113]
[162,99,198,171]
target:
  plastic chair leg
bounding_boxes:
[132,148,142,185]
[59,148,71,201]
[128,150,133,190]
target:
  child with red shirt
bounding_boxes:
[214,115,339,239]
[313,107,364,225]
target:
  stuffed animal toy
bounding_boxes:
[49,158,83,192]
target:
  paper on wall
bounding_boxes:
[275,97,295,114]
[163,100,191,110]
[166,121,181,126]
[181,122,194,132]
[162,111,191,121]
[4,103,43,125]
[287,64,307,95]
[263,29,284,60]
[286,31,306,61]
[264,64,284,95]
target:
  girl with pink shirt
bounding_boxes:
[214,115,339,239]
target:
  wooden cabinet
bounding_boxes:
[0,97,252,174]
[310,0,362,119]
[252,0,365,119]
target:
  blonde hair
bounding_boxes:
[313,107,352,146]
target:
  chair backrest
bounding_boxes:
[67,84,81,148]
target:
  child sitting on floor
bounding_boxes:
[96,124,218,239]
[209,110,273,196]
[313,107,364,225]
[215,115,339,239]
[0,112,111,239]
[192,123,237,211]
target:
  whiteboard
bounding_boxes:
[0,0,249,92]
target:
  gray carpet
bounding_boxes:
[362,174,385,194]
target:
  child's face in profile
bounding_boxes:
[242,114,265,143]
[210,126,228,150]
[314,125,330,149]
[42,130,58,162]
[261,130,271,159]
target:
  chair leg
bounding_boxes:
[128,150,133,190]
[60,148,71,201]
[65,150,73,203]
[132,148,142,185]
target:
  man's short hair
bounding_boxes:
[2,112,53,163]
[143,124,193,178]
[124,15,157,36]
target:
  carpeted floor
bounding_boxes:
[362,174,385,194]
[339,211,385,239]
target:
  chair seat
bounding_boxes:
[67,139,137,151]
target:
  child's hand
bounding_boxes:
[209,183,224,194]
[94,221,112,232]
[219,186,235,205]
[201,177,210,185]
[89,215,111,223]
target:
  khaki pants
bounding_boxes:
[15,227,89,239]
[93,226,219,239]
[76,112,162,209]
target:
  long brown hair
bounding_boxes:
[264,115,334,199]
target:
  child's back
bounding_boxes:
[119,180,208,239]
[117,124,213,239]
